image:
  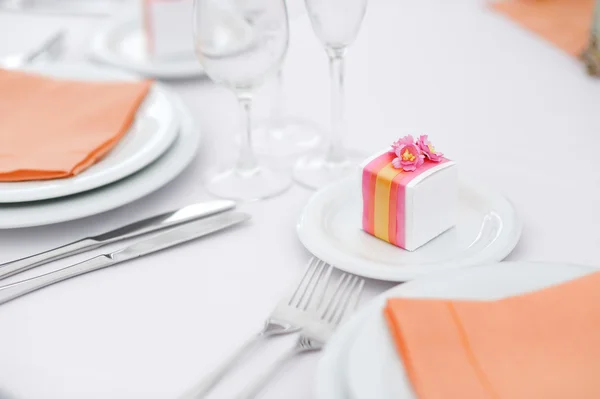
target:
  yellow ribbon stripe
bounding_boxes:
[373,163,401,242]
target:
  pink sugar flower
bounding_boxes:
[390,135,416,154]
[392,142,424,172]
[417,135,443,162]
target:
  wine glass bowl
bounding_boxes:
[193,0,293,201]
[194,2,289,90]
[305,0,367,50]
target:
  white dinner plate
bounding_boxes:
[89,18,203,80]
[315,261,598,399]
[297,177,522,281]
[0,90,199,229]
[0,63,179,203]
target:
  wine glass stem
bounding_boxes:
[327,50,346,164]
[272,68,285,125]
[236,95,259,172]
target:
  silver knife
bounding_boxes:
[0,211,250,306]
[0,200,236,281]
[1,29,65,69]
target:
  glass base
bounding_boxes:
[206,165,292,202]
[252,116,322,160]
[293,149,366,190]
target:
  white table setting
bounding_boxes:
[0,0,600,398]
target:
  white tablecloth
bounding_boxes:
[0,0,599,398]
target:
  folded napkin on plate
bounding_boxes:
[0,69,152,182]
[492,0,595,56]
[385,271,600,399]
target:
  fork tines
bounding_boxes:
[286,257,364,327]
[287,257,332,311]
[320,272,365,326]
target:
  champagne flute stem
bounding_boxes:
[236,94,259,172]
[327,49,346,164]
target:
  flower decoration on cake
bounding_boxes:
[390,135,443,171]
[417,135,443,162]
[390,135,416,153]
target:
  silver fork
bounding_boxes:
[237,272,365,399]
[179,257,333,399]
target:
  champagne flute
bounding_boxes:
[193,0,292,201]
[294,0,367,189]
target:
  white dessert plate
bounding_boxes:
[0,90,199,229]
[297,177,522,282]
[315,261,598,399]
[89,18,203,80]
[0,63,179,203]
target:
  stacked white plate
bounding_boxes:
[88,18,204,80]
[315,261,597,399]
[0,63,200,229]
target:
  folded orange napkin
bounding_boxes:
[385,271,600,399]
[492,0,595,56]
[0,69,152,182]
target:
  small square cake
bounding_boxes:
[361,135,457,251]
[143,0,194,59]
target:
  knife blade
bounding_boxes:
[0,211,250,306]
[1,29,65,69]
[0,200,236,281]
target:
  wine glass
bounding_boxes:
[294,0,367,189]
[193,0,292,201]
[251,0,322,160]
[252,69,322,159]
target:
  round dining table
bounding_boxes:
[0,0,599,398]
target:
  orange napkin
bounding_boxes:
[384,271,600,399]
[492,0,595,56]
[0,68,152,182]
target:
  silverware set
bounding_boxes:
[0,201,249,305]
[0,199,363,398]
[0,201,364,399]
[179,257,365,399]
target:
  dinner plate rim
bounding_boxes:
[297,177,523,282]
[0,88,199,229]
[0,64,180,203]
[88,17,204,80]
[315,261,599,399]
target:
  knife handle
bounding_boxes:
[0,238,100,281]
[0,255,113,305]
